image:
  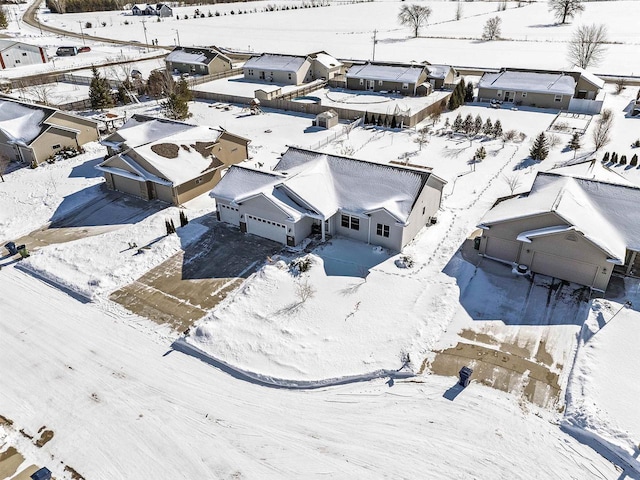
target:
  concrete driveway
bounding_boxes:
[428,240,591,410]
[109,220,283,332]
[8,189,164,253]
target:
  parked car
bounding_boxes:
[78,46,91,53]
[56,46,78,56]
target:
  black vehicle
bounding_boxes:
[56,46,78,56]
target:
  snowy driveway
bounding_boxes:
[431,244,591,409]
[109,220,282,331]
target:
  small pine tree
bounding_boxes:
[611,152,619,163]
[475,146,487,161]
[529,132,549,161]
[0,8,8,30]
[602,152,610,163]
[631,154,638,167]
[452,113,463,132]
[391,116,397,129]
[474,114,483,135]
[620,155,627,165]
[465,82,474,102]
[175,78,192,102]
[444,117,451,130]
[448,80,465,110]
[364,112,370,124]
[482,118,493,136]
[568,132,581,158]
[163,92,191,120]
[179,210,189,227]
[89,66,114,110]
[493,119,503,138]
[463,114,474,135]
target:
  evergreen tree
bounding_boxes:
[0,8,8,29]
[568,132,581,158]
[117,85,130,105]
[444,117,451,130]
[620,155,627,165]
[452,113,463,132]
[474,114,483,135]
[475,146,487,161]
[482,118,493,136]
[611,152,618,163]
[631,154,638,167]
[493,119,503,138]
[462,114,474,135]
[89,66,114,110]
[163,92,191,120]
[175,78,192,102]
[529,132,549,161]
[602,152,610,163]
[364,112,370,124]
[465,82,474,102]
[448,79,465,110]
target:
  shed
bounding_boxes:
[313,110,339,129]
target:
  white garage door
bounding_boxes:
[113,174,144,198]
[485,236,520,263]
[531,251,599,287]
[218,203,240,226]
[246,214,287,244]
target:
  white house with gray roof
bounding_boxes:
[165,46,232,76]
[345,62,429,96]
[212,147,446,250]
[0,39,47,69]
[243,53,312,85]
[477,170,640,291]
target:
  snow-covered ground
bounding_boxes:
[4,1,640,477]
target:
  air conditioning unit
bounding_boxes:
[429,217,438,225]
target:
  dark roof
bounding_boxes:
[166,46,229,65]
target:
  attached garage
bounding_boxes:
[246,214,287,244]
[484,236,520,263]
[218,203,240,225]
[112,174,145,198]
[530,251,599,287]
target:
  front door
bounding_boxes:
[504,91,515,103]
[366,80,375,91]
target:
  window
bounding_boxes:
[402,83,409,90]
[521,92,527,98]
[554,94,563,102]
[52,144,61,150]
[422,206,426,215]
[376,223,390,238]
[359,79,364,86]
[497,90,502,97]
[22,52,27,57]
[341,214,360,230]
[15,60,20,64]
[288,73,292,80]
[378,80,383,86]
[248,69,254,75]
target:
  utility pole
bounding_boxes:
[141,18,149,53]
[173,28,181,47]
[372,29,377,62]
[78,21,86,45]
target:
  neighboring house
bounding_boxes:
[426,64,457,90]
[243,53,312,85]
[212,147,446,251]
[0,98,99,167]
[308,51,344,80]
[165,46,233,76]
[345,62,429,96]
[477,167,640,291]
[98,115,250,205]
[132,3,172,17]
[477,68,605,112]
[0,39,47,69]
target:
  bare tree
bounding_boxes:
[0,154,9,182]
[592,108,613,151]
[398,4,432,38]
[502,173,522,195]
[482,16,502,41]
[455,1,463,21]
[295,277,316,304]
[548,0,584,24]
[414,127,430,150]
[26,83,55,106]
[547,133,562,149]
[567,23,608,69]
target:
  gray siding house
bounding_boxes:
[165,47,233,76]
[243,54,312,85]
[212,147,446,251]
[345,62,429,96]
[477,169,640,292]
[98,115,250,205]
[0,98,99,167]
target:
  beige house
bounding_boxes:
[0,98,99,167]
[242,52,341,85]
[97,115,250,205]
[477,168,640,292]
[426,64,457,90]
[477,68,605,113]
[165,47,233,76]
[212,147,446,251]
[345,62,429,96]
[0,39,47,70]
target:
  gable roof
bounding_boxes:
[213,147,444,224]
[478,70,576,96]
[243,54,309,73]
[101,114,194,150]
[166,46,229,66]
[546,159,636,187]
[478,172,640,262]
[346,63,426,84]
[574,68,605,89]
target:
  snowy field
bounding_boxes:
[3,0,640,477]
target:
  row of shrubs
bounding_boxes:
[602,152,639,166]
